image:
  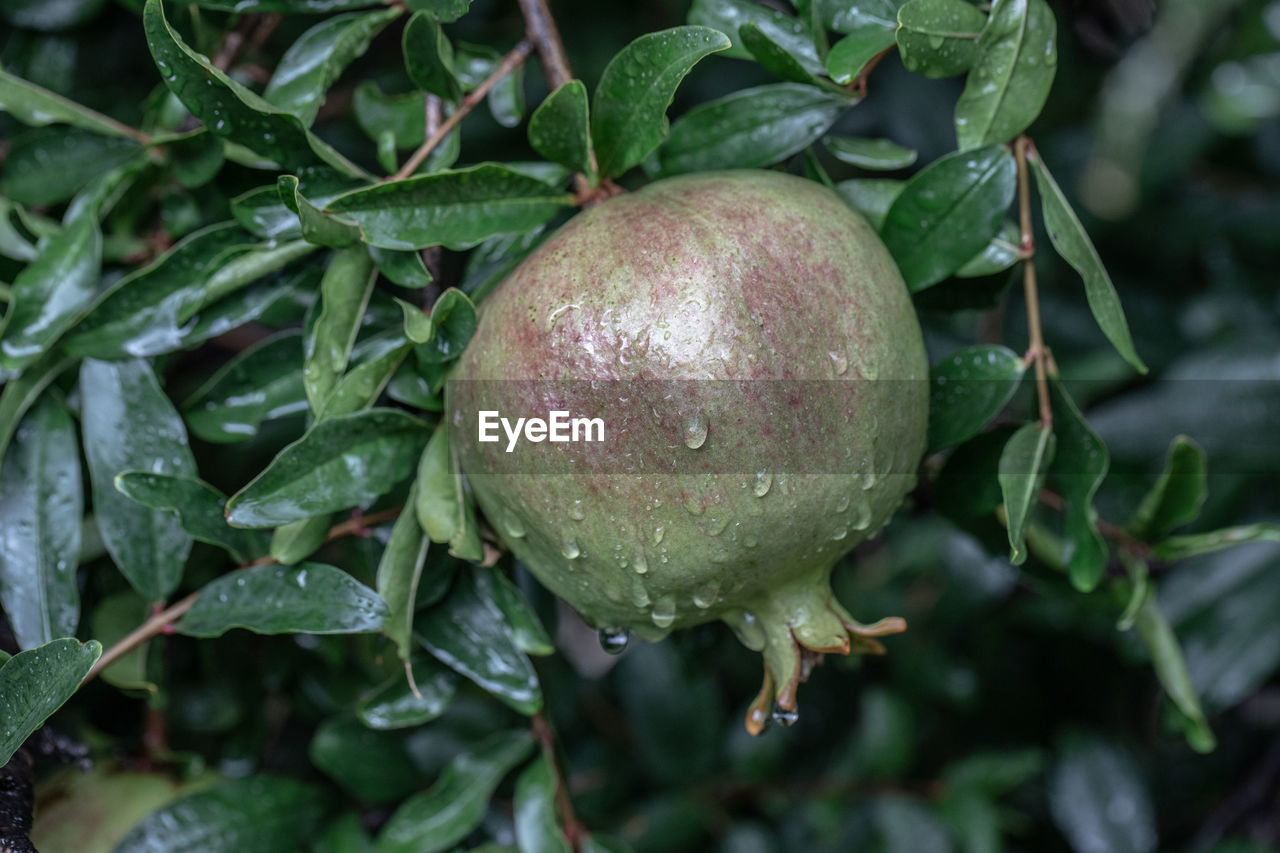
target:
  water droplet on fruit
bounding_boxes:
[831,526,848,541]
[835,493,851,513]
[598,628,630,655]
[561,537,581,559]
[653,525,665,544]
[682,410,708,449]
[503,514,526,539]
[704,513,730,536]
[568,499,586,521]
[692,583,718,609]
[828,348,849,375]
[633,550,648,574]
[651,595,676,628]
[752,468,772,497]
[683,496,704,516]
[852,496,873,530]
[770,704,799,727]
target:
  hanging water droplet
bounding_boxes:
[743,534,758,548]
[770,704,799,727]
[633,550,648,575]
[597,628,630,655]
[650,595,676,628]
[503,514,526,539]
[835,493,851,513]
[692,584,718,609]
[704,513,730,536]
[831,526,849,541]
[683,496,705,516]
[682,410,708,449]
[752,468,773,497]
[852,496,873,531]
[828,348,849,375]
[653,525,665,544]
[561,537,581,559]
[631,583,651,608]
[568,499,586,521]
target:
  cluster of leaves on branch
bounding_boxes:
[1,0,1279,851]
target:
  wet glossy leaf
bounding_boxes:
[0,352,75,476]
[411,288,477,362]
[591,26,731,179]
[1129,435,1206,540]
[1032,153,1146,373]
[270,515,332,565]
[739,23,829,87]
[656,83,849,176]
[114,472,266,563]
[278,175,364,247]
[1133,596,1215,752]
[835,177,904,229]
[897,0,986,78]
[0,126,144,206]
[417,568,542,714]
[144,0,365,177]
[826,135,918,170]
[927,345,1024,452]
[1048,379,1109,591]
[81,358,196,601]
[0,397,82,650]
[378,480,429,660]
[528,80,595,180]
[353,81,426,153]
[178,562,388,637]
[262,9,399,125]
[183,330,307,444]
[455,43,525,128]
[226,408,426,528]
[167,129,226,189]
[460,226,549,303]
[403,11,461,101]
[114,775,326,853]
[191,0,382,9]
[305,247,377,413]
[325,164,573,251]
[824,25,895,84]
[479,566,554,656]
[314,813,373,853]
[0,211,101,369]
[0,198,38,262]
[0,68,137,138]
[514,756,571,853]
[376,729,535,853]
[998,421,1055,565]
[819,0,905,34]
[371,246,433,288]
[881,144,1015,291]
[322,331,413,419]
[688,0,821,71]
[1152,524,1280,562]
[415,426,483,560]
[1048,735,1156,853]
[310,716,429,803]
[358,656,458,729]
[954,0,1056,148]
[0,638,102,765]
[955,219,1020,277]
[410,0,471,23]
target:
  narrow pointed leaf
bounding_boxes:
[688,0,822,71]
[321,332,412,419]
[956,219,1021,277]
[183,330,308,444]
[270,515,333,565]
[0,352,76,479]
[1129,436,1207,540]
[591,26,731,179]
[1133,596,1215,752]
[927,345,1025,452]
[0,638,102,766]
[824,25,896,84]
[515,757,572,853]
[479,566,554,656]
[370,246,433,288]
[998,421,1055,565]
[739,23,829,86]
[528,80,595,179]
[0,126,144,206]
[114,472,267,563]
[358,656,459,730]
[304,246,377,413]
[279,175,364,247]
[378,480,429,660]
[1152,524,1280,562]
[403,11,461,101]
[0,68,141,138]
[414,426,482,559]
[897,0,986,78]
[1048,378,1109,591]
[825,136,918,170]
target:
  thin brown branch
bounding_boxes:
[853,46,894,97]
[392,40,533,181]
[532,711,589,852]
[212,13,281,73]
[517,0,573,90]
[1015,135,1053,428]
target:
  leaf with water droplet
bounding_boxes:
[689,0,824,71]
[115,471,268,564]
[358,655,459,730]
[414,424,484,560]
[896,0,986,78]
[825,135,918,170]
[303,246,376,414]
[997,421,1055,565]
[529,79,597,183]
[928,344,1025,451]
[824,23,896,84]
[480,564,554,656]
[0,638,102,766]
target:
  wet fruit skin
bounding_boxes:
[448,170,928,733]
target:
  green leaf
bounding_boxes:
[875,796,953,853]
[322,331,413,419]
[1047,379,1109,591]
[955,219,1020,277]
[0,211,101,369]
[0,126,145,206]
[262,9,399,125]
[1152,524,1280,562]
[89,591,155,692]
[358,655,458,730]
[114,472,266,564]
[226,408,427,528]
[353,81,426,150]
[269,516,333,565]
[998,421,1055,565]
[528,80,595,180]
[591,26,731,179]
[144,0,365,177]
[1031,153,1146,372]
[412,288,477,362]
[656,83,850,176]
[178,562,388,637]
[0,352,76,479]
[927,345,1025,452]
[410,0,471,23]
[835,178,904,229]
[479,566,554,656]
[688,0,822,72]
[81,358,196,601]
[455,42,526,128]
[114,775,326,853]
[0,68,140,139]
[325,163,573,251]
[378,481,429,661]
[881,144,1016,291]
[514,757,572,853]
[1133,595,1215,752]
[825,135,918,170]
[459,226,549,303]
[738,23,830,87]
[954,0,1057,148]
[414,426,482,559]
[897,0,986,78]
[0,198,38,262]
[304,246,377,413]
[376,730,535,853]
[0,638,102,766]
[1048,735,1156,853]
[417,568,542,714]
[403,11,462,101]
[1129,435,1206,540]
[183,330,308,444]
[370,246,433,288]
[824,25,896,84]
[278,175,364,248]
[315,813,374,853]
[0,397,82,650]
[310,716,429,804]
[168,129,226,189]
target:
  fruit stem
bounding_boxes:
[1015,135,1053,429]
[532,711,589,851]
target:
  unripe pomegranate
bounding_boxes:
[448,170,927,733]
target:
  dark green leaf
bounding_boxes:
[315,813,374,853]
[1133,596,1215,752]
[167,129,226,189]
[144,0,365,177]
[1129,435,1206,540]
[190,0,382,9]
[304,246,377,413]
[656,83,849,176]
[1032,153,1146,372]
[403,11,461,101]
[826,135,918,170]
[269,515,333,565]
[819,0,906,34]
[954,0,1056,148]
[738,23,830,87]
[455,43,525,128]
[1048,735,1156,853]
[0,68,138,138]
[835,178,904,229]
[358,656,458,729]
[370,246,433,288]
[1153,524,1280,562]
[0,126,144,206]
[591,26,731,179]
[310,716,429,803]
[226,408,427,528]
[322,331,412,419]
[353,81,426,151]
[114,472,266,564]
[897,0,986,78]
[998,421,1055,565]
[414,426,482,559]
[114,776,326,853]
[955,219,1020,277]
[0,211,101,369]
[412,288,477,362]
[881,144,1016,291]
[0,638,102,766]
[183,330,308,444]
[409,0,471,23]
[376,730,535,853]
[378,481,429,660]
[81,358,196,601]
[89,591,154,692]
[1048,379,1109,591]
[514,757,572,853]
[262,9,399,125]
[0,198,38,262]
[528,80,595,180]
[688,0,822,72]
[178,562,388,637]
[459,226,549,303]
[824,25,896,84]
[0,352,76,477]
[325,163,573,251]
[278,175,364,247]
[417,568,542,714]
[479,566,554,656]
[0,397,82,649]
[927,345,1024,452]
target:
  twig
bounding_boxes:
[212,14,281,73]
[1015,135,1053,427]
[853,46,894,97]
[83,506,403,684]
[531,711,589,852]
[392,40,533,181]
